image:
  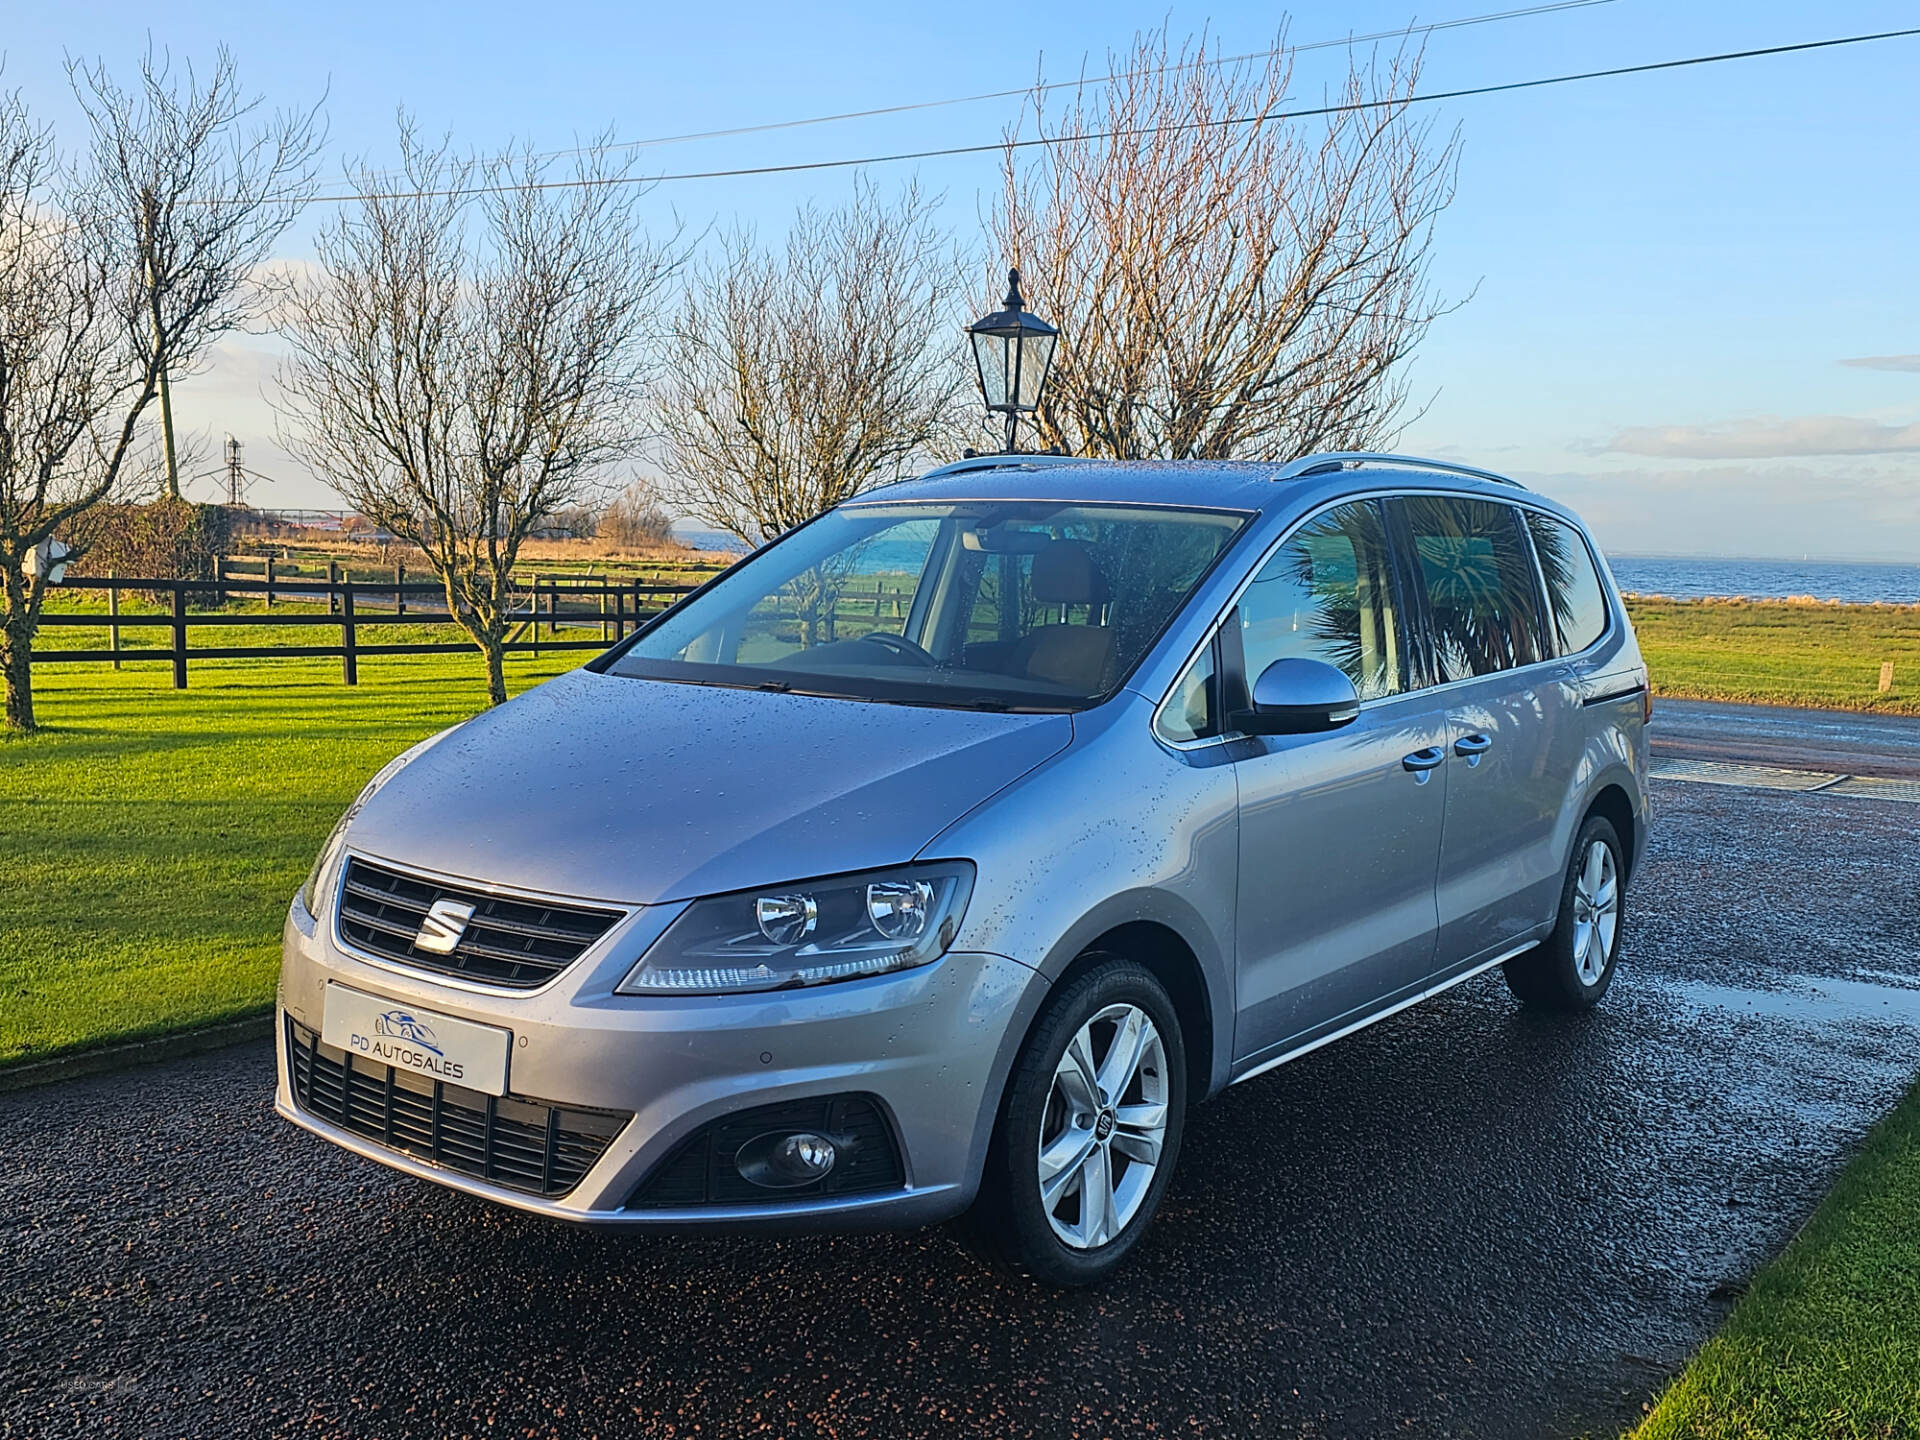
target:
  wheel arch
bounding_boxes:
[1029,887,1231,1100]
[955,899,1230,1209]
[1050,921,1216,1106]
[1581,780,1640,879]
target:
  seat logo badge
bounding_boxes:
[414,898,476,955]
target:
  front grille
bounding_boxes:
[626,1094,904,1209]
[287,1019,629,1198]
[336,857,623,988]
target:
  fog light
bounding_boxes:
[776,1132,836,1178]
[734,1129,839,1188]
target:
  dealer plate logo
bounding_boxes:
[374,1009,444,1056]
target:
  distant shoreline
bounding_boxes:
[1623,592,1920,611]
[1608,555,1920,606]
[1609,552,1919,565]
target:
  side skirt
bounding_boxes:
[1228,938,1541,1089]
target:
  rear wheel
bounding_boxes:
[968,961,1187,1286]
[1505,815,1625,1010]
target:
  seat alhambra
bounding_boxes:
[279,451,1649,1285]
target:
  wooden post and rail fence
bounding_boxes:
[35,571,1914,701]
[38,573,702,689]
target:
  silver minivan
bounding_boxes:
[278,452,1649,1284]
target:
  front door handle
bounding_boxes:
[1402,746,1446,775]
[1454,733,1492,767]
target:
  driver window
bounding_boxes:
[1238,500,1404,700]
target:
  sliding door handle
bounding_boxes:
[1454,733,1492,767]
[1402,746,1446,774]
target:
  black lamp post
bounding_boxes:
[966,267,1058,454]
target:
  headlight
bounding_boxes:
[617,862,974,995]
[299,813,353,920]
[297,724,462,919]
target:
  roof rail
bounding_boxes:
[1275,451,1523,489]
[911,452,1095,483]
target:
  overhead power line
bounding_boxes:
[290,26,1920,206]
[456,0,1617,171]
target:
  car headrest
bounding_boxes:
[1032,540,1109,606]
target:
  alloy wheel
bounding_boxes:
[1570,839,1619,985]
[1036,1003,1169,1250]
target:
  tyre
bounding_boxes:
[1505,814,1626,1011]
[968,961,1187,1286]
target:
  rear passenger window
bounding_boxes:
[1524,512,1611,655]
[1394,496,1547,682]
[1237,500,1404,700]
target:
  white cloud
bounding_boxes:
[1841,355,1920,373]
[1604,415,1920,459]
[180,339,285,389]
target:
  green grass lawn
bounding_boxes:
[1632,1079,1920,1438]
[1626,598,1920,714]
[0,648,572,1068]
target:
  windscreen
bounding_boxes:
[608,501,1248,710]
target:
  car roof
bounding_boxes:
[862,452,1552,519]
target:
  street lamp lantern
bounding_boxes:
[966,267,1058,454]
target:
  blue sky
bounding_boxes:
[7,0,1920,558]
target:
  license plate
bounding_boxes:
[320,983,511,1096]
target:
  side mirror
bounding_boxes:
[1230,657,1360,736]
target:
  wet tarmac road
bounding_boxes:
[1652,697,1920,778]
[6,779,1920,1440]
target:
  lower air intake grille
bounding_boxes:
[287,1019,628,1198]
[625,1094,904,1209]
[335,857,623,988]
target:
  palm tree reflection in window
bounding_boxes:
[1396,496,1545,682]
[1522,511,1578,653]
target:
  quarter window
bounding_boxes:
[1524,512,1611,655]
[1394,496,1547,682]
[1237,500,1404,700]
[1158,644,1218,743]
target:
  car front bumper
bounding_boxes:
[274,882,1041,1228]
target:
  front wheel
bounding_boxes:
[968,961,1187,1286]
[1505,815,1626,1010]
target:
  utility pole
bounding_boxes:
[143,186,181,502]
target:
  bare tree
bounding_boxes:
[656,181,963,548]
[0,54,319,734]
[599,480,674,549]
[277,124,681,706]
[73,45,323,499]
[994,27,1459,461]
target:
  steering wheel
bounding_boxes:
[858,631,939,667]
